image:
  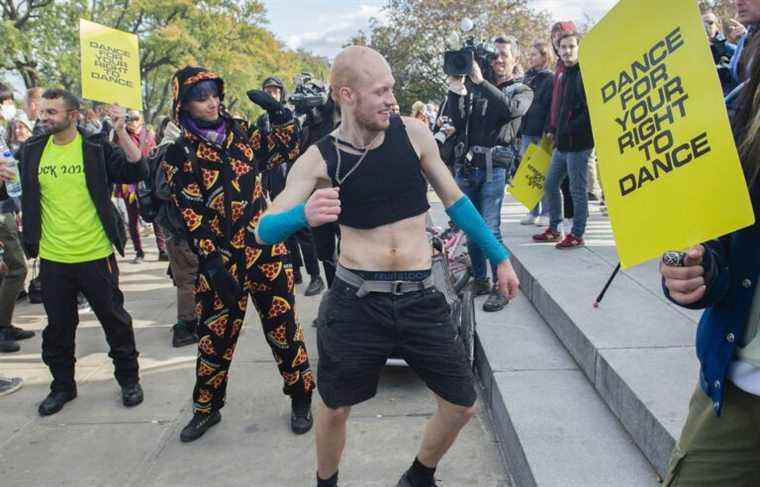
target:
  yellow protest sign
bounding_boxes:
[79,19,142,109]
[509,139,553,210]
[580,0,754,268]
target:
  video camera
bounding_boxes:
[443,18,497,78]
[288,73,328,115]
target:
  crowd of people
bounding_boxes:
[0,1,759,485]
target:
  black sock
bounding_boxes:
[407,457,436,485]
[316,471,338,487]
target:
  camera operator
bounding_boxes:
[444,35,533,312]
[259,76,327,296]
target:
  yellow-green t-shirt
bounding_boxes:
[38,133,113,263]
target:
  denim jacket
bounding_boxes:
[663,220,760,416]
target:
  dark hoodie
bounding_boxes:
[555,63,594,152]
[161,66,300,271]
[521,67,554,137]
[547,21,577,134]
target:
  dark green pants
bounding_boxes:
[0,212,26,329]
[665,381,760,486]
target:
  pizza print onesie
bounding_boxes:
[162,118,314,414]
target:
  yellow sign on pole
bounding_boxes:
[79,19,142,109]
[580,0,754,268]
[509,139,553,210]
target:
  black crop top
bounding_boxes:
[315,115,430,229]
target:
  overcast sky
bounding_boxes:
[261,0,620,59]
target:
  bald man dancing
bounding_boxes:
[256,46,520,487]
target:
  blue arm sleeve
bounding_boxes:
[446,196,510,264]
[258,203,308,245]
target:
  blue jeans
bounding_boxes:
[544,148,593,237]
[455,166,507,282]
[519,135,549,217]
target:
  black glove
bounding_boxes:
[204,257,243,311]
[247,89,292,125]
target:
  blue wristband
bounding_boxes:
[258,203,308,245]
[446,196,510,264]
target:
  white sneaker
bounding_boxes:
[535,216,549,226]
[520,214,537,225]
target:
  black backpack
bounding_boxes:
[139,139,198,241]
[136,145,168,224]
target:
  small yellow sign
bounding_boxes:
[79,19,142,109]
[580,0,754,268]
[509,139,553,210]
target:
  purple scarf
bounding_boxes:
[181,115,227,146]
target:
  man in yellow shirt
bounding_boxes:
[10,89,147,416]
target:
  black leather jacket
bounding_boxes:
[18,129,147,258]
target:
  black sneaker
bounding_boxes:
[0,335,19,353]
[291,394,313,435]
[483,287,509,313]
[172,320,198,348]
[121,383,144,407]
[4,325,35,341]
[304,277,325,297]
[180,411,222,442]
[0,376,23,397]
[472,278,491,297]
[38,388,77,416]
[131,253,144,265]
[158,251,170,262]
[397,471,437,487]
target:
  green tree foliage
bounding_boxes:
[0,0,329,123]
[350,0,552,112]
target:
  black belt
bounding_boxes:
[335,265,434,298]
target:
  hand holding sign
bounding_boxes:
[660,245,706,304]
[580,0,754,268]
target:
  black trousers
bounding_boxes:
[312,223,338,286]
[286,227,321,279]
[40,255,139,393]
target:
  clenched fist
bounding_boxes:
[305,187,341,227]
[661,245,706,305]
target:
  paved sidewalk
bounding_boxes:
[0,242,510,487]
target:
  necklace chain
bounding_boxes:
[333,131,383,186]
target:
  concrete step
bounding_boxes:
[492,197,701,479]
[428,198,698,479]
[475,290,659,487]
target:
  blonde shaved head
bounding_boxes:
[330,46,392,103]
[330,45,397,132]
